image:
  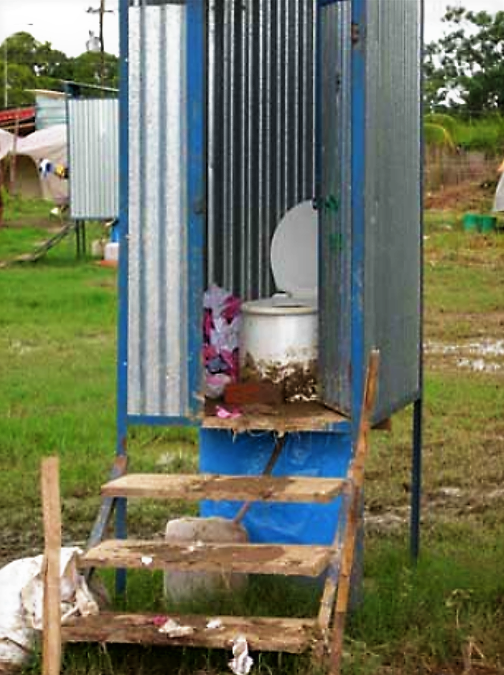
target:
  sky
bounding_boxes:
[0,0,503,58]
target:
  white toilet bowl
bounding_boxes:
[240,201,318,400]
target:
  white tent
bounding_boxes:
[16,125,68,204]
[494,163,504,213]
[0,130,14,161]
[0,125,68,205]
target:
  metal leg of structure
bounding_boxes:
[410,397,423,561]
[115,497,127,596]
[114,430,128,596]
[115,0,130,600]
[75,220,86,259]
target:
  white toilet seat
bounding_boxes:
[242,201,318,316]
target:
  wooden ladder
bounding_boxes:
[43,352,379,675]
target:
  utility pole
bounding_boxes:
[87,1,114,88]
[99,0,105,88]
[3,41,7,109]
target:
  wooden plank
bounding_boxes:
[79,540,333,577]
[102,473,348,504]
[62,612,320,654]
[329,351,380,675]
[203,401,348,433]
[41,457,62,675]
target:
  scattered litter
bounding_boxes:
[216,405,243,420]
[186,540,205,553]
[206,618,223,630]
[152,615,168,627]
[0,547,98,668]
[141,556,153,566]
[457,357,501,373]
[158,618,195,638]
[229,635,254,675]
[438,487,463,499]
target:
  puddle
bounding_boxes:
[425,339,504,373]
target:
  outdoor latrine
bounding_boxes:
[119,0,423,547]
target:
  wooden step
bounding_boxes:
[62,612,320,654]
[102,473,348,504]
[80,539,334,577]
[203,400,349,433]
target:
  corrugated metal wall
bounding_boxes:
[127,1,189,417]
[35,94,67,130]
[364,0,422,419]
[68,98,119,220]
[207,0,317,300]
[318,0,353,414]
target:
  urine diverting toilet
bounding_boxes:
[239,200,319,400]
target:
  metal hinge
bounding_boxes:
[351,22,361,46]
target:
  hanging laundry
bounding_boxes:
[38,158,69,180]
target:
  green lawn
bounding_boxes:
[0,200,503,674]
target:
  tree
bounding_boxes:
[424,7,504,114]
[0,31,119,109]
[0,63,37,107]
[70,52,119,91]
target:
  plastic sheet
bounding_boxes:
[0,547,98,668]
[199,429,352,545]
[203,285,242,398]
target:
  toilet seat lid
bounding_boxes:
[270,200,318,297]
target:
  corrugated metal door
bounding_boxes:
[126,0,203,421]
[318,0,353,415]
[363,0,422,420]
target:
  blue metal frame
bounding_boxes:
[350,0,367,439]
[411,0,425,562]
[127,414,200,428]
[113,0,423,572]
[115,0,130,595]
[186,0,207,417]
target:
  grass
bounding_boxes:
[425,113,504,154]
[1,192,504,674]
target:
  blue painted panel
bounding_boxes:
[200,429,352,545]
[350,0,367,434]
[186,0,206,416]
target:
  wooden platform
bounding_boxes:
[203,401,349,433]
[80,539,334,577]
[62,612,320,654]
[102,473,348,504]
